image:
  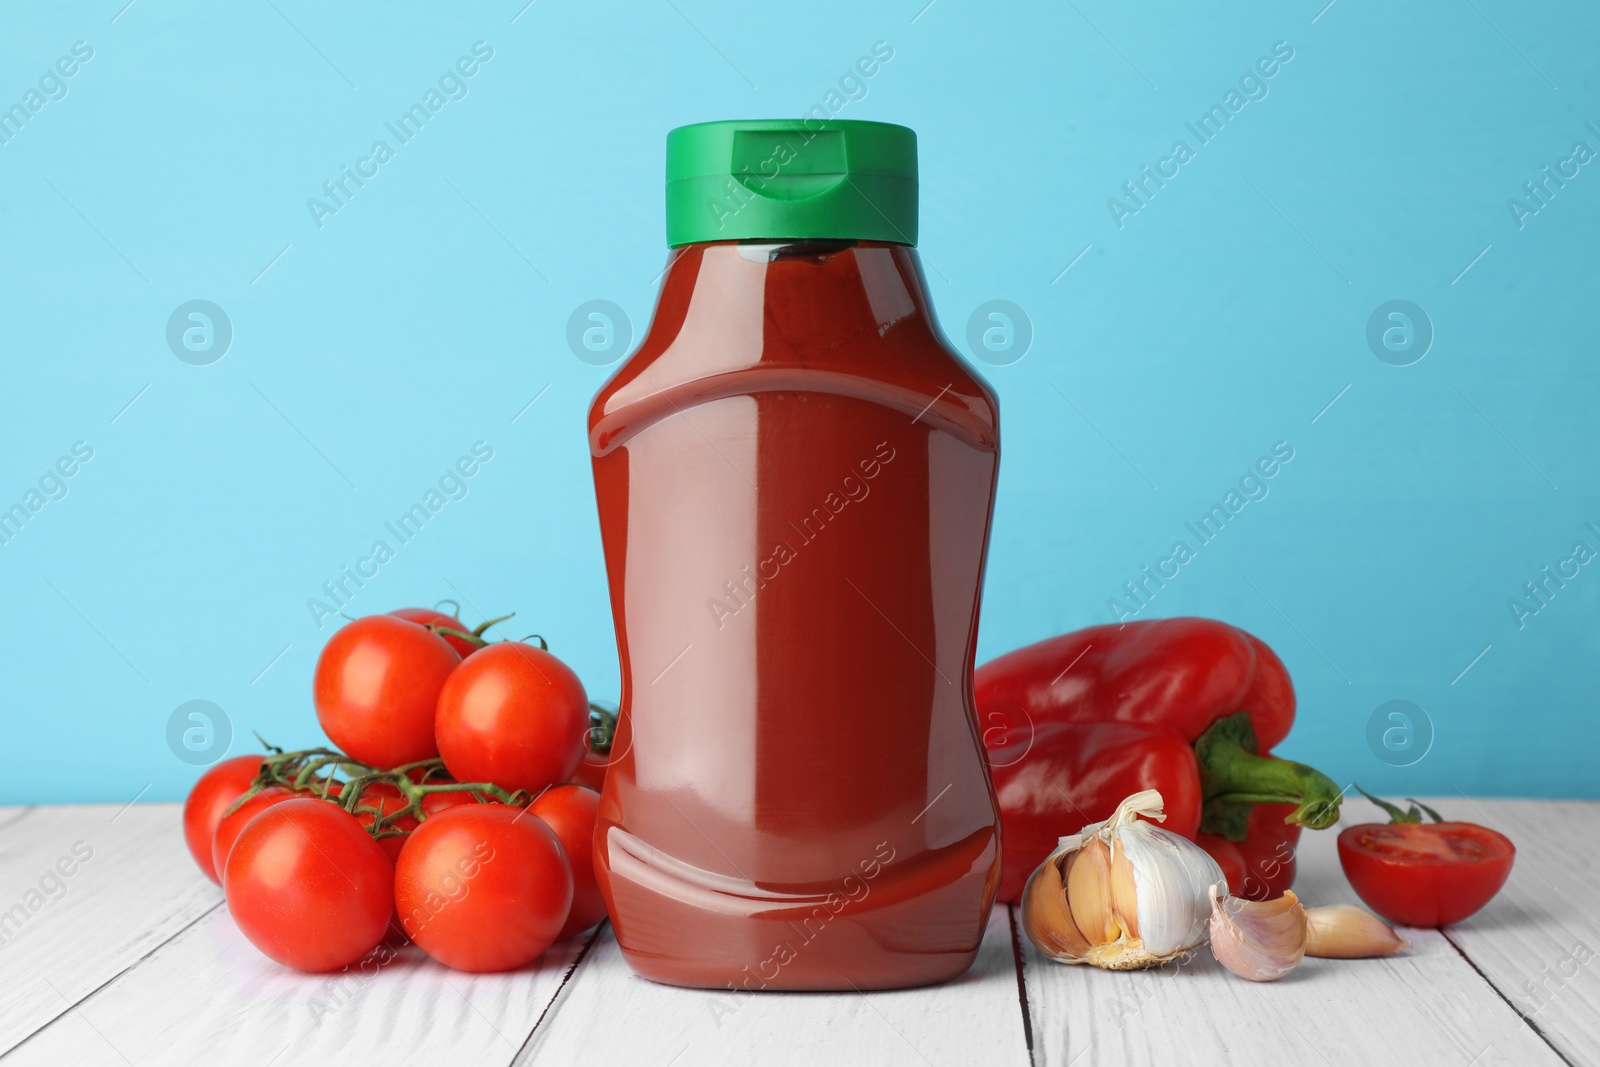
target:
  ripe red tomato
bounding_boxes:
[1339,821,1515,927]
[211,785,296,881]
[435,642,588,792]
[225,798,395,972]
[572,749,609,792]
[394,804,573,972]
[182,754,264,884]
[529,785,605,939]
[314,614,461,767]
[390,606,480,659]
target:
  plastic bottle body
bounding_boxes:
[588,240,1001,990]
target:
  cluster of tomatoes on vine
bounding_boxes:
[180,604,617,973]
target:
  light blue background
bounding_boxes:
[2,0,1595,805]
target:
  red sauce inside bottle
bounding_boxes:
[588,239,1001,990]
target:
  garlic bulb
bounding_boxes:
[1021,789,1225,970]
[1304,903,1409,958]
[1208,884,1306,981]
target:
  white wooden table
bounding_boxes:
[0,799,1593,1066]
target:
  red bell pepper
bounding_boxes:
[977,617,1342,902]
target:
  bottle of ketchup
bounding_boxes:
[587,120,1001,990]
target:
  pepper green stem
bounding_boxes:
[1194,712,1344,841]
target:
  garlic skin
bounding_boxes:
[1304,903,1409,959]
[1021,790,1225,970]
[1208,884,1307,982]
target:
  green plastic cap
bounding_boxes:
[665,119,917,247]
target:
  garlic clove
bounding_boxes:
[1208,884,1307,982]
[1117,819,1223,958]
[1109,842,1142,940]
[1021,844,1092,962]
[1304,903,1409,959]
[1066,837,1122,945]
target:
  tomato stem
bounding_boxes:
[1354,785,1442,824]
[251,731,284,756]
[587,702,618,755]
[472,613,515,637]
[427,614,518,650]
[236,741,532,844]
[429,624,490,649]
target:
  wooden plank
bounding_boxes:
[0,804,222,1057]
[1427,797,1600,1065]
[1016,804,1566,1067]
[519,906,1030,1066]
[3,903,595,1067]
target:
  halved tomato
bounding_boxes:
[1338,820,1514,927]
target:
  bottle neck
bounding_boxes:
[590,238,996,457]
[655,239,937,352]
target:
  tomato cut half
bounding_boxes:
[1337,821,1514,927]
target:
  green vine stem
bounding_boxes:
[222,743,531,844]
[426,612,518,651]
[1353,785,1443,825]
